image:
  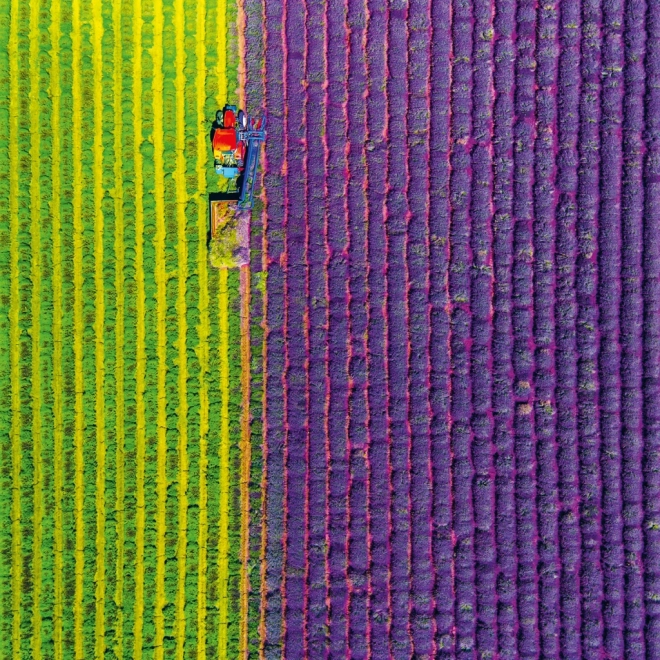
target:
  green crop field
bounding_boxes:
[0,0,264,657]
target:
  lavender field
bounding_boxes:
[242,0,660,656]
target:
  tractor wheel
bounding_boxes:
[215,109,224,126]
[238,110,247,130]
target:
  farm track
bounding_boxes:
[249,0,660,656]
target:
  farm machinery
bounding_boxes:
[208,104,266,247]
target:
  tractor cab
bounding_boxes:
[211,105,247,177]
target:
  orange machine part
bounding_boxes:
[213,127,238,153]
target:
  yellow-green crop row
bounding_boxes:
[0,0,263,656]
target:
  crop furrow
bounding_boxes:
[239,265,252,657]
[71,0,87,653]
[57,1,76,651]
[406,0,436,650]
[642,0,660,649]
[364,1,392,655]
[48,0,65,655]
[598,0,625,654]
[279,0,292,649]
[0,0,10,652]
[490,0,518,654]
[195,0,209,654]
[181,0,202,647]
[282,0,310,653]
[111,0,126,652]
[262,0,287,650]
[556,0,583,652]
[173,0,190,654]
[511,0,539,654]
[385,2,413,655]
[91,0,107,652]
[325,0,351,656]
[427,0,453,653]
[576,2,604,655]
[8,0,22,654]
[345,0,370,653]
[620,0,647,654]
[0,0,12,650]
[151,0,168,651]
[244,1,267,653]
[131,0,147,652]
[218,268,231,657]
[449,0,477,651]
[237,8,252,657]
[28,0,43,652]
[302,0,331,653]
[469,0,496,656]
[226,271,243,657]
[532,0,561,656]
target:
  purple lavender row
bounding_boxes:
[532,0,561,655]
[405,0,435,656]
[448,0,477,652]
[385,2,413,657]
[555,0,582,654]
[262,0,287,652]
[345,0,370,654]
[325,0,351,655]
[511,0,540,654]
[469,0,497,656]
[576,1,604,655]
[428,0,454,652]
[304,0,330,654]
[364,1,393,655]
[643,0,660,651]
[598,0,625,653]
[620,0,647,654]
[491,0,518,654]
[282,0,310,654]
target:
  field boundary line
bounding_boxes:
[218,268,230,657]
[29,0,43,653]
[91,0,107,654]
[195,0,209,654]
[49,0,64,655]
[112,0,126,653]
[8,0,21,654]
[132,0,146,654]
[174,0,190,654]
[71,0,86,654]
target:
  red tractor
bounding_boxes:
[211,105,247,178]
[208,104,267,242]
